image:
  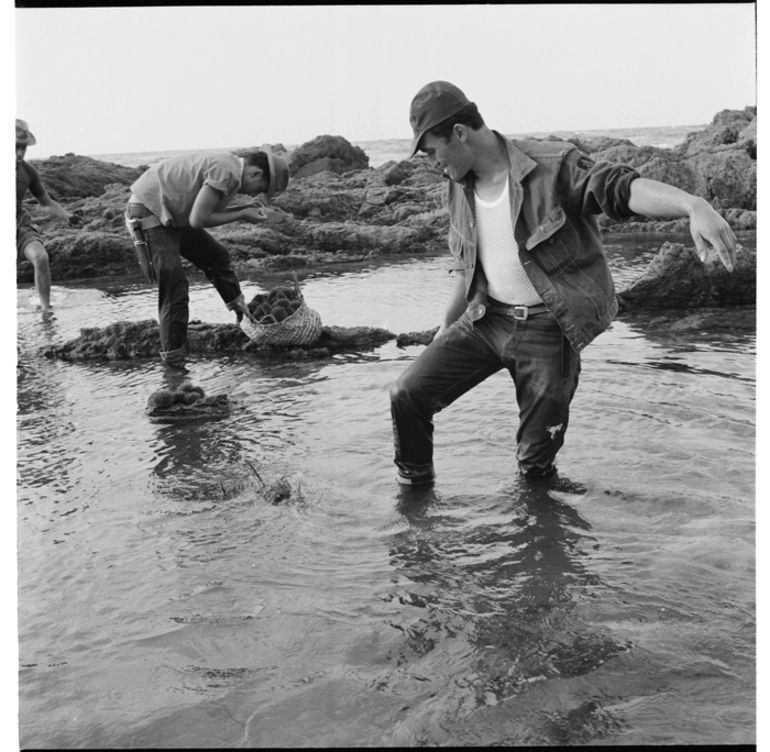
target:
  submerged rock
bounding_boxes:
[615,242,756,311]
[146,382,230,423]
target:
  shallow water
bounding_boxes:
[16,234,756,747]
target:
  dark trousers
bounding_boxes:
[390,308,581,478]
[126,205,242,354]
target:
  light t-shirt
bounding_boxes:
[475,177,542,306]
[130,151,244,227]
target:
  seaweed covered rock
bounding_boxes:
[43,320,163,361]
[146,381,230,423]
[396,327,439,347]
[616,242,756,311]
[41,318,398,362]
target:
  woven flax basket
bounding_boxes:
[240,276,322,347]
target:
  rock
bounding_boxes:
[682,150,756,210]
[146,383,230,423]
[396,328,438,347]
[675,106,756,157]
[263,477,292,505]
[17,230,136,283]
[289,135,369,178]
[17,109,756,284]
[26,153,145,200]
[616,242,756,311]
[41,319,398,362]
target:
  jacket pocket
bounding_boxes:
[525,207,566,251]
[448,225,464,257]
[448,225,475,274]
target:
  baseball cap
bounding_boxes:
[408,81,470,158]
[16,119,36,146]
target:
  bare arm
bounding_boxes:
[37,191,75,222]
[189,185,266,229]
[628,177,737,271]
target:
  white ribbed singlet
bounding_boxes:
[475,177,542,306]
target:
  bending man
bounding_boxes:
[126,146,289,363]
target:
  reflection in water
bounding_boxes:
[383,474,631,743]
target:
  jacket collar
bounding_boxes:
[495,130,537,182]
[460,130,537,191]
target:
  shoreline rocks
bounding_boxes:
[40,240,755,364]
[18,106,756,286]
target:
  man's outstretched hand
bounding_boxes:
[688,198,737,272]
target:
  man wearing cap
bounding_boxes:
[390,80,737,486]
[126,146,290,363]
[16,119,82,313]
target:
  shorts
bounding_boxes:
[17,213,43,260]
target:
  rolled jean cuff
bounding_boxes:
[159,344,186,363]
[517,463,557,479]
[395,461,436,485]
[226,293,247,311]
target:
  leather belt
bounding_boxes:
[485,300,549,320]
[126,203,162,230]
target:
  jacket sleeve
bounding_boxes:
[559,147,641,222]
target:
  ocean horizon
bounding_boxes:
[86,123,706,171]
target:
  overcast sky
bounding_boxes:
[14,3,757,159]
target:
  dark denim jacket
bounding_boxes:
[447,132,640,351]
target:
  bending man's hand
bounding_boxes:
[688,197,737,272]
[240,207,269,224]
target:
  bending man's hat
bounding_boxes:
[261,144,290,200]
[408,81,470,158]
[16,119,36,146]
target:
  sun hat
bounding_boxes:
[408,81,471,158]
[16,119,36,146]
[261,144,290,200]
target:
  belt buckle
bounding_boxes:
[512,305,528,320]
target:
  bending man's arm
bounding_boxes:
[189,185,267,229]
[627,177,737,271]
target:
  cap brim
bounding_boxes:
[17,133,36,146]
[261,143,277,201]
[408,130,425,159]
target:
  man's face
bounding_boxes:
[241,165,269,196]
[419,128,472,183]
[16,143,27,162]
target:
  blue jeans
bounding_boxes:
[390,308,581,479]
[127,205,242,354]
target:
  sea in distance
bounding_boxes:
[90,123,706,169]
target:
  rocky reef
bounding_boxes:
[40,240,754,364]
[18,109,756,286]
